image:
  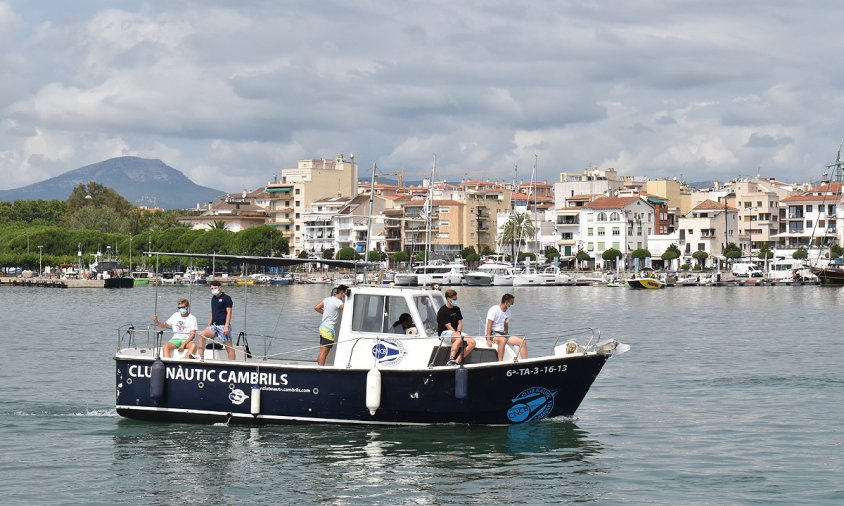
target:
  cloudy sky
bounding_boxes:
[3,1,844,192]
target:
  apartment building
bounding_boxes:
[677,199,738,263]
[733,179,783,254]
[553,167,624,208]
[264,154,358,255]
[778,183,840,249]
[580,196,656,269]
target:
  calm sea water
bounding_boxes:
[1,283,843,504]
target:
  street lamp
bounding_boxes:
[37,245,43,278]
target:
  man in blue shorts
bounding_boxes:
[199,280,235,360]
[313,284,347,366]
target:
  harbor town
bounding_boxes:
[3,151,844,288]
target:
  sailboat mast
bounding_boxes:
[532,153,539,256]
[425,155,436,264]
[364,162,377,281]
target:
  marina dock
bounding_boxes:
[0,277,106,288]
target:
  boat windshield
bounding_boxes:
[350,292,421,334]
[414,293,445,335]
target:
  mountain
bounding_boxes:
[0,157,226,209]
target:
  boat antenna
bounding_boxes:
[364,162,377,283]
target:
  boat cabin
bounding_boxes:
[328,286,500,369]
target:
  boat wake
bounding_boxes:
[10,406,119,418]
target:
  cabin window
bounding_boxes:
[386,295,414,334]
[414,294,444,334]
[351,294,387,333]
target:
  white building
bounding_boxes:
[580,196,656,270]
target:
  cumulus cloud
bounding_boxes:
[3,1,844,192]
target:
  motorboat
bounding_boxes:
[131,271,153,286]
[627,276,666,289]
[513,263,573,286]
[114,284,629,426]
[396,262,467,286]
[464,262,517,286]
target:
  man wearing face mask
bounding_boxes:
[199,280,235,360]
[437,289,476,366]
[152,299,198,359]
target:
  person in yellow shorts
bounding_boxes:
[313,285,348,366]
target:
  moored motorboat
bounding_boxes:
[627,277,666,289]
[464,262,516,286]
[115,284,628,426]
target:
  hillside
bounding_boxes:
[0,157,225,209]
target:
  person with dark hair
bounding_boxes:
[391,313,415,334]
[200,280,235,360]
[314,284,348,366]
[436,289,476,365]
[485,293,527,360]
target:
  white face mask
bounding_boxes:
[211,288,220,296]
[179,307,188,316]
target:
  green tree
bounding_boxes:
[723,242,742,260]
[233,225,288,256]
[480,246,496,257]
[758,247,774,260]
[661,243,681,262]
[517,251,537,262]
[66,182,134,215]
[0,200,67,225]
[544,246,560,262]
[498,212,536,250]
[322,248,335,260]
[602,248,622,269]
[367,250,385,262]
[830,244,843,259]
[297,250,310,259]
[392,251,409,264]
[460,246,477,259]
[692,250,709,268]
[337,247,359,260]
[793,247,809,260]
[62,206,131,234]
[575,250,591,269]
[631,248,652,260]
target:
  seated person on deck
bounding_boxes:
[437,289,476,365]
[152,298,198,359]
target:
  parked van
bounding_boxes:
[732,262,763,277]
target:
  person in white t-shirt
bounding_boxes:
[314,284,348,366]
[485,293,527,360]
[152,298,198,359]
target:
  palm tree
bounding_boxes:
[210,221,227,230]
[498,212,536,259]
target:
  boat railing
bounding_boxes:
[117,325,609,364]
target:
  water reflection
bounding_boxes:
[110,419,606,503]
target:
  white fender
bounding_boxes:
[250,384,261,416]
[365,367,382,415]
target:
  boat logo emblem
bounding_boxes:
[371,339,405,366]
[507,387,558,423]
[229,389,250,405]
